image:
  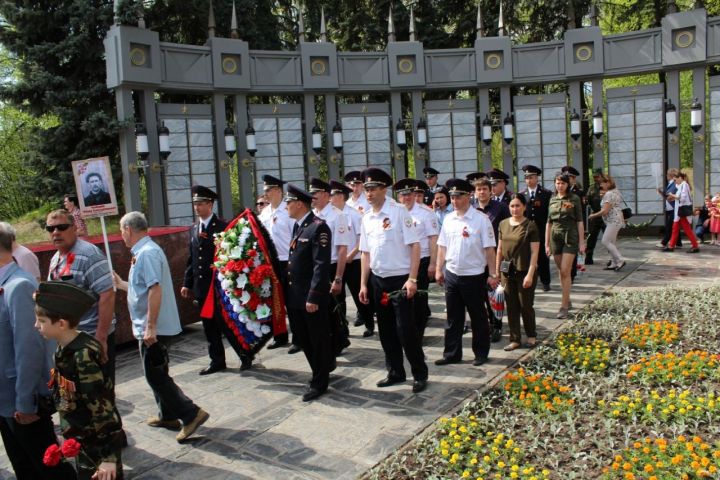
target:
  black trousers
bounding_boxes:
[0,415,76,480]
[416,256,431,340]
[585,216,605,259]
[288,302,333,392]
[371,274,428,381]
[663,210,682,246]
[536,227,551,286]
[201,303,249,365]
[330,263,350,355]
[275,260,291,345]
[443,270,490,361]
[140,337,200,424]
[343,259,374,330]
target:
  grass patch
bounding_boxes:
[10,203,121,244]
[369,285,720,479]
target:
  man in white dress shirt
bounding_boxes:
[258,174,296,351]
[435,179,499,367]
[358,168,428,393]
[345,171,371,214]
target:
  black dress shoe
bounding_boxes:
[267,339,288,349]
[687,247,700,253]
[199,364,226,375]
[376,376,406,387]
[662,247,675,252]
[239,356,253,371]
[491,329,502,343]
[353,318,365,327]
[434,358,461,366]
[412,380,427,393]
[542,283,551,292]
[473,357,488,366]
[362,329,374,338]
[302,388,325,402]
[288,344,302,354]
[584,257,594,265]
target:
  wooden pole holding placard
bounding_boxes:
[99,216,116,292]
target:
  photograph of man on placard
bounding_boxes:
[72,156,119,218]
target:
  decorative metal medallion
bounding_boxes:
[398,57,415,74]
[222,56,239,74]
[575,45,593,62]
[485,52,502,70]
[674,30,694,49]
[129,47,147,66]
[311,58,328,76]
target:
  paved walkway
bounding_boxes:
[1,238,718,479]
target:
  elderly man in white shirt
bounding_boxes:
[435,178,499,367]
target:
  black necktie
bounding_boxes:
[292,222,299,238]
[530,191,535,202]
[200,223,206,233]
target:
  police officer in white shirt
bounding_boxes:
[258,174,296,350]
[358,167,428,393]
[345,171,371,214]
[394,179,438,342]
[309,177,354,355]
[435,178,499,367]
[330,180,375,338]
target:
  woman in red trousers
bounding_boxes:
[663,171,700,253]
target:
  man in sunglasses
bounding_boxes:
[45,210,116,378]
[422,167,442,206]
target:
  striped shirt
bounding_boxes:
[48,239,115,334]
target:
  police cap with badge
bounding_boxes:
[191,185,218,203]
[414,179,429,193]
[521,164,542,177]
[422,167,439,179]
[262,174,287,191]
[392,178,417,195]
[329,180,352,196]
[466,172,487,185]
[308,177,332,193]
[445,178,474,196]
[561,166,580,177]
[343,171,363,185]
[283,184,313,205]
[361,167,393,188]
[487,168,509,185]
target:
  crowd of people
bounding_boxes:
[1,163,714,480]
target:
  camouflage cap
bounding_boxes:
[35,281,96,318]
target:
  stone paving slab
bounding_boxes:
[1,238,718,479]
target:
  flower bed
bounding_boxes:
[370,285,720,479]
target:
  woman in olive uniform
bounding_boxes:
[545,173,585,319]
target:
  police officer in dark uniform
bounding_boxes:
[182,186,251,374]
[519,165,552,291]
[466,172,487,208]
[488,169,513,205]
[585,168,606,265]
[284,185,334,402]
[422,167,442,206]
[562,166,585,282]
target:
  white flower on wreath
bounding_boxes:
[260,279,271,297]
[239,290,251,305]
[229,245,244,259]
[232,303,245,314]
[256,304,271,320]
[260,324,271,335]
[216,272,225,283]
[220,241,231,251]
[236,274,248,289]
[221,278,234,291]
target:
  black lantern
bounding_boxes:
[135,124,149,160]
[690,98,702,133]
[312,124,322,155]
[245,124,257,156]
[332,120,343,152]
[569,109,581,141]
[395,118,407,150]
[158,122,171,160]
[224,125,236,157]
[665,100,678,134]
[592,107,603,139]
[416,117,427,149]
[481,115,493,146]
[502,112,514,145]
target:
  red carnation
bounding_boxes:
[246,291,262,311]
[43,444,62,466]
[61,439,82,458]
[380,292,390,306]
[249,265,271,288]
[247,249,257,258]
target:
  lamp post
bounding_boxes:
[130,123,150,173]
[310,123,322,165]
[221,124,236,169]
[416,116,427,160]
[690,97,704,143]
[331,120,343,164]
[502,112,514,153]
[665,99,678,144]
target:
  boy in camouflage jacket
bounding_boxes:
[34,281,123,480]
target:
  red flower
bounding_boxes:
[61,439,82,458]
[247,249,257,258]
[43,444,62,466]
[462,226,470,238]
[246,291,262,311]
[380,292,390,306]
[249,264,272,288]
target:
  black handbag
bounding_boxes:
[621,197,632,220]
[678,205,692,218]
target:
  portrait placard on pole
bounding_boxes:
[72,156,119,218]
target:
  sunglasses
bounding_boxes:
[255,202,268,207]
[45,223,72,233]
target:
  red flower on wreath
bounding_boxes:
[380,292,390,306]
[247,249,257,258]
[246,291,262,312]
[249,264,272,287]
[43,444,62,466]
[61,439,82,458]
